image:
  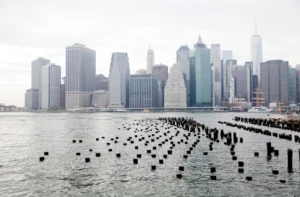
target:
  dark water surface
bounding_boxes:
[0,112,300,197]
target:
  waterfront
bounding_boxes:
[1,112,300,197]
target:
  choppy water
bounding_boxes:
[0,112,300,197]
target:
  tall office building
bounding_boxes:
[289,67,297,104]
[251,24,263,82]
[165,63,187,108]
[296,70,300,105]
[147,48,154,74]
[129,74,158,108]
[31,57,50,109]
[42,63,61,110]
[261,60,289,106]
[66,43,96,110]
[25,88,39,110]
[95,74,108,91]
[211,44,221,106]
[221,59,237,101]
[296,64,300,71]
[190,35,212,107]
[152,64,168,107]
[108,52,130,108]
[245,62,253,102]
[177,45,190,106]
[60,76,65,109]
[232,64,252,102]
[222,50,233,61]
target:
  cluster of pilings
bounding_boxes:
[220,121,300,144]
[221,118,299,178]
[234,116,300,132]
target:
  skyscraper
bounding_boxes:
[108,52,130,108]
[31,57,50,109]
[289,67,297,104]
[176,45,190,106]
[42,63,61,110]
[190,35,212,107]
[211,44,221,106]
[164,63,187,108]
[65,43,96,110]
[147,48,154,74]
[251,24,263,82]
[221,59,237,101]
[261,60,289,106]
[129,74,158,109]
[231,63,252,102]
[152,64,168,107]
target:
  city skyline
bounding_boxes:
[1,0,300,106]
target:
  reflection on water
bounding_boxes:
[0,112,300,197]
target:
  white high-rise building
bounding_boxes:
[65,43,96,110]
[164,63,187,108]
[147,48,154,74]
[211,44,221,106]
[251,24,263,79]
[31,57,50,109]
[108,52,130,108]
[229,77,235,103]
[42,63,61,110]
[176,45,190,106]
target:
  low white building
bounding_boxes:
[164,63,187,108]
[92,90,108,108]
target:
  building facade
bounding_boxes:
[211,44,221,106]
[190,35,212,107]
[221,59,237,101]
[66,43,96,110]
[25,88,39,110]
[92,90,108,107]
[147,48,154,74]
[42,63,61,110]
[251,29,263,82]
[289,67,297,105]
[261,60,289,106]
[95,74,108,91]
[164,64,187,108]
[129,74,158,109]
[177,45,190,106]
[31,57,50,109]
[60,84,65,109]
[231,64,252,102]
[152,64,168,107]
[108,52,130,108]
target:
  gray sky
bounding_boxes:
[0,0,299,107]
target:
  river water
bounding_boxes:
[0,112,300,197]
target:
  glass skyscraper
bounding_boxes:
[129,74,158,109]
[190,36,212,107]
[108,52,130,108]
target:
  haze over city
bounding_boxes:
[0,0,300,107]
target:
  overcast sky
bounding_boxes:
[0,0,299,107]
